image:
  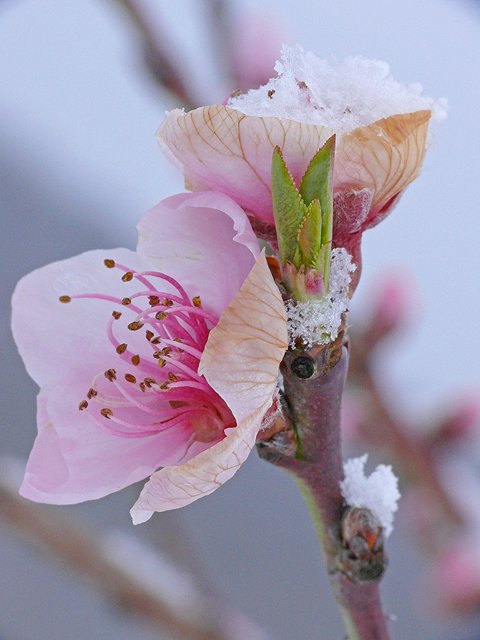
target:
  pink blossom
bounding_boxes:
[158,105,430,260]
[12,192,287,522]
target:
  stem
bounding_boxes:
[115,0,197,109]
[349,338,463,527]
[258,340,391,640]
[0,472,262,640]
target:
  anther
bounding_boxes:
[121,297,132,306]
[148,295,160,307]
[79,400,88,411]
[192,296,202,308]
[155,311,168,320]
[157,358,166,368]
[112,311,122,320]
[168,373,178,382]
[59,295,71,303]
[87,388,97,399]
[144,377,156,388]
[101,408,113,419]
[139,382,146,392]
[159,381,170,390]
[122,271,134,282]
[291,355,316,379]
[128,321,144,331]
[151,336,162,344]
[104,368,117,381]
[162,298,174,307]
[124,373,137,384]
[131,354,140,366]
[145,330,154,341]
[116,343,128,354]
[104,259,115,268]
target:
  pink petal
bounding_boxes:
[158,106,333,224]
[334,110,431,225]
[11,248,150,388]
[137,191,259,318]
[20,381,193,504]
[130,252,287,522]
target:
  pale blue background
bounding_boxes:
[1,1,479,638]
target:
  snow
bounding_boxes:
[229,45,447,132]
[286,248,355,348]
[340,455,400,537]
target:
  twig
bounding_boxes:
[115,0,197,108]
[349,336,463,528]
[0,467,266,640]
[258,335,391,640]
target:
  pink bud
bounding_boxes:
[438,393,480,441]
[432,543,480,612]
[366,270,418,342]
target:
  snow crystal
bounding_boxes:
[229,44,447,132]
[286,248,355,348]
[340,455,400,537]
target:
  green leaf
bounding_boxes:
[298,198,322,268]
[271,146,307,267]
[299,135,335,287]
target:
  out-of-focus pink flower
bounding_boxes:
[230,12,283,91]
[431,542,480,612]
[12,192,287,522]
[365,270,417,344]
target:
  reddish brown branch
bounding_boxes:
[349,338,463,527]
[0,476,261,640]
[258,342,391,640]
[115,0,197,108]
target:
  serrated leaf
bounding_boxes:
[298,199,322,268]
[271,147,308,266]
[299,136,335,287]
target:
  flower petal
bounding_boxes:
[11,248,150,388]
[335,110,431,224]
[158,106,333,224]
[130,252,287,522]
[20,381,194,504]
[137,191,259,318]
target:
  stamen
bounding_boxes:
[105,369,117,381]
[192,296,202,307]
[145,330,154,341]
[148,295,160,307]
[104,259,115,268]
[122,271,134,282]
[87,388,97,399]
[131,354,140,366]
[59,295,71,303]
[121,297,132,305]
[155,311,168,320]
[124,373,137,384]
[116,343,128,354]
[101,408,113,418]
[79,400,88,411]
[128,321,144,331]
[112,311,122,319]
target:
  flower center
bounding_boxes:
[60,258,235,456]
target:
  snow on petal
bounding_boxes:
[130,252,287,522]
[340,455,400,537]
[335,110,431,224]
[158,105,333,224]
